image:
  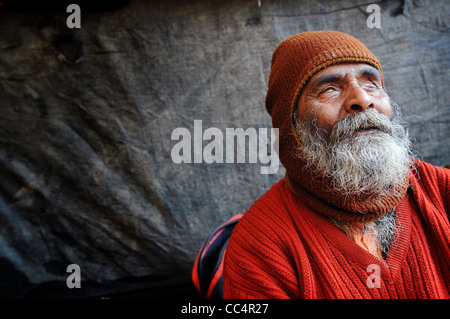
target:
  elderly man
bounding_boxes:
[223,31,449,299]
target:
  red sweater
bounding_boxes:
[223,160,450,298]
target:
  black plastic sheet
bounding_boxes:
[0,0,448,298]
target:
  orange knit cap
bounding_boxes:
[265,31,398,222]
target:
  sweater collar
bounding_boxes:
[285,165,409,223]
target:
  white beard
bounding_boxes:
[294,106,413,202]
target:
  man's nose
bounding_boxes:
[343,84,374,114]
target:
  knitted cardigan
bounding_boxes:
[223,160,450,299]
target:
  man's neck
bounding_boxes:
[330,210,397,260]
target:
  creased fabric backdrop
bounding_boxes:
[0,0,449,297]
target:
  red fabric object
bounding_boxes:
[223,160,450,299]
[193,214,243,299]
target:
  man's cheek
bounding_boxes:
[376,94,393,118]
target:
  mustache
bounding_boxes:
[328,110,394,142]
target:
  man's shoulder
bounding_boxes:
[410,158,449,212]
[412,158,450,185]
[227,177,305,266]
[246,177,292,216]
[231,178,295,238]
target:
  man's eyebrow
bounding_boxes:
[359,67,381,80]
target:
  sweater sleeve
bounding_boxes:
[223,204,300,299]
[440,165,450,215]
[413,160,450,218]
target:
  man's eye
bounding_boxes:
[363,82,379,90]
[320,87,336,94]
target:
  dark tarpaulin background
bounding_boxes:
[0,0,448,298]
